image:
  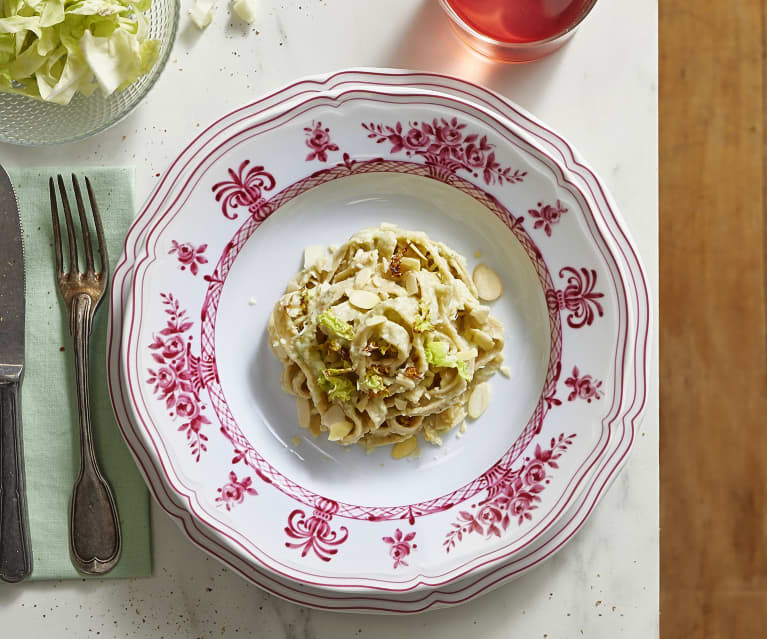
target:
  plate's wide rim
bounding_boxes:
[107,68,650,612]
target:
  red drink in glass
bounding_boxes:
[439,0,597,63]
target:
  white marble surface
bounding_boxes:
[0,0,658,636]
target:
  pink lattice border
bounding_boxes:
[199,158,562,522]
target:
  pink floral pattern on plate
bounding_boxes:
[147,293,212,461]
[543,361,563,409]
[212,160,276,220]
[444,433,575,552]
[564,366,603,402]
[215,471,258,510]
[284,497,349,562]
[169,241,208,275]
[304,121,339,162]
[383,529,417,569]
[199,157,563,524]
[363,118,527,186]
[529,200,568,237]
[546,267,605,329]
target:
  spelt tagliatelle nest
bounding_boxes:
[267,224,505,452]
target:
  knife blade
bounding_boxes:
[0,165,32,583]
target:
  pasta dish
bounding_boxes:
[268,224,505,454]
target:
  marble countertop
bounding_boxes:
[0,1,658,636]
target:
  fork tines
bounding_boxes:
[49,174,108,280]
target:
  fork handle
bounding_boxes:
[0,377,32,582]
[69,294,121,575]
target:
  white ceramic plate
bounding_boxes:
[108,69,650,612]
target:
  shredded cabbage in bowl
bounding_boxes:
[0,0,159,104]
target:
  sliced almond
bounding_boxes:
[365,315,386,327]
[403,271,418,295]
[309,414,322,437]
[468,328,495,351]
[500,365,511,378]
[454,348,478,362]
[329,301,357,322]
[473,264,503,301]
[487,317,504,339]
[303,244,326,270]
[371,274,389,290]
[328,420,353,441]
[296,397,311,429]
[469,305,490,324]
[391,436,418,460]
[467,382,491,419]
[348,289,380,310]
[408,242,428,261]
[399,257,421,272]
[354,266,373,289]
[321,405,345,427]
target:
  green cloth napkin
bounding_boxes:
[7,167,152,580]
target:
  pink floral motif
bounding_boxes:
[215,471,258,510]
[444,433,575,552]
[284,497,349,562]
[529,200,568,237]
[336,152,358,170]
[543,361,562,409]
[304,121,339,162]
[212,160,276,220]
[564,366,603,402]
[362,118,527,186]
[169,241,208,275]
[546,267,605,329]
[382,529,417,569]
[147,293,210,461]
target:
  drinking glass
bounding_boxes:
[438,0,598,63]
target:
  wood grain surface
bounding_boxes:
[660,0,767,636]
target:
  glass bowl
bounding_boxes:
[0,0,179,146]
[438,0,598,64]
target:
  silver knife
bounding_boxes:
[0,165,32,583]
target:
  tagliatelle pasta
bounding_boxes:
[268,224,505,452]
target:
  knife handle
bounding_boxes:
[0,379,32,582]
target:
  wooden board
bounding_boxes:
[660,0,767,635]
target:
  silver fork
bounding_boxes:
[50,175,121,575]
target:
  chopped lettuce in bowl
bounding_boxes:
[0,0,161,104]
[0,0,178,144]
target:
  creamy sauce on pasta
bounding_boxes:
[268,224,505,451]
